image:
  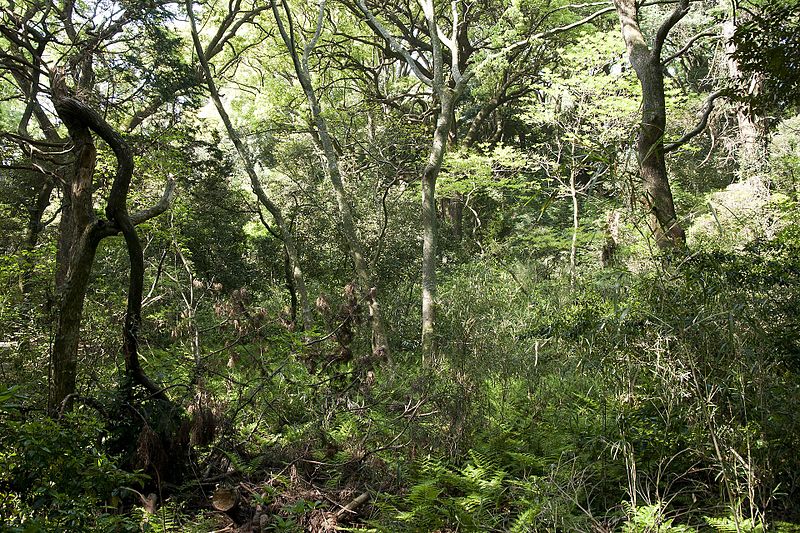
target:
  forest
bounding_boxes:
[1,0,799,530]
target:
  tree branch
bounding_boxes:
[663,29,716,65]
[130,178,177,225]
[664,89,726,153]
[654,0,690,58]
[499,5,615,59]
[354,0,433,86]
[534,6,616,40]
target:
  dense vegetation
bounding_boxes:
[1,0,799,531]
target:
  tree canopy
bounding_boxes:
[1,0,800,530]
[732,0,800,114]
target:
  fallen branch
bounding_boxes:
[336,492,370,517]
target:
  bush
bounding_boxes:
[0,386,144,531]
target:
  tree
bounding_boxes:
[0,0,178,411]
[270,0,390,361]
[50,86,175,409]
[350,0,484,361]
[185,0,313,334]
[611,0,692,250]
[351,0,625,359]
[612,0,725,250]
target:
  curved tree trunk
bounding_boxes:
[50,91,173,410]
[50,91,173,412]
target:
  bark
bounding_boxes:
[51,222,102,412]
[722,19,765,176]
[421,88,455,362]
[50,93,172,411]
[613,0,687,250]
[272,0,390,362]
[186,0,313,334]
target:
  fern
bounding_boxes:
[510,507,544,533]
[705,516,765,533]
[389,430,556,531]
[621,502,696,533]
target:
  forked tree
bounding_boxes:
[0,0,178,412]
[612,0,724,250]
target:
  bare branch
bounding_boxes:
[354,0,433,86]
[654,0,690,58]
[663,30,717,65]
[447,0,463,83]
[533,6,616,40]
[664,90,726,153]
[302,0,326,74]
[499,5,615,58]
[130,178,177,225]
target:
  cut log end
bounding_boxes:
[212,487,239,512]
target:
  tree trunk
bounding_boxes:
[614,0,687,250]
[50,111,97,412]
[333,0,468,363]
[463,98,501,149]
[440,192,464,242]
[638,58,685,248]
[51,231,101,412]
[722,19,765,177]
[421,89,455,363]
[307,95,390,361]
[601,210,621,267]
[272,0,390,362]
